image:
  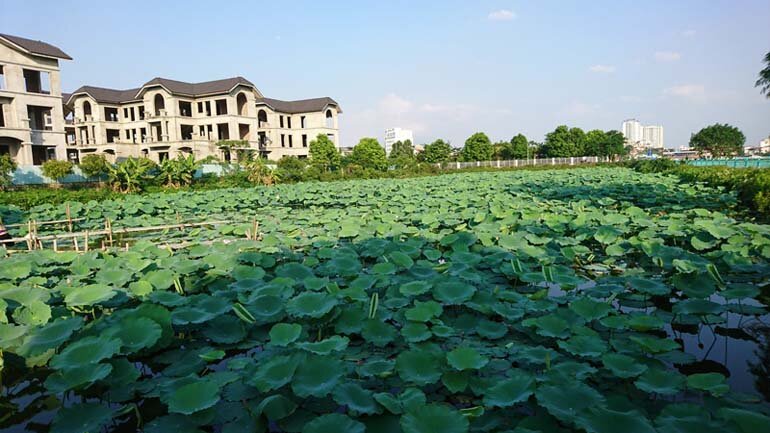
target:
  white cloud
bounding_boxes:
[589,64,616,73]
[378,93,413,116]
[488,9,516,21]
[664,84,706,99]
[682,29,696,38]
[655,51,682,62]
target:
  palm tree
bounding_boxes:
[757,51,770,98]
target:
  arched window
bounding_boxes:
[237,93,248,116]
[325,109,334,128]
[154,94,165,115]
[82,101,92,118]
[257,109,267,128]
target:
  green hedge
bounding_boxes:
[628,160,770,217]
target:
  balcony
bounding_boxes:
[258,121,271,129]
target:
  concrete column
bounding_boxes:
[18,143,33,165]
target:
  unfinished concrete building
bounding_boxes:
[65,77,341,163]
[0,33,72,165]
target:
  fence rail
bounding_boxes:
[435,156,606,170]
[687,158,770,169]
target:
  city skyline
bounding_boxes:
[1,0,769,149]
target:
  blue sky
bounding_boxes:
[3,0,769,148]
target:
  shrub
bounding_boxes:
[79,154,109,180]
[275,156,307,183]
[350,138,387,171]
[41,160,74,185]
[0,154,17,190]
[159,154,200,188]
[244,157,278,186]
[108,157,156,193]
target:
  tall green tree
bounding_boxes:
[420,139,452,163]
[460,132,493,161]
[389,139,414,160]
[689,124,746,157]
[350,138,387,171]
[542,126,585,157]
[309,134,341,171]
[492,141,510,160]
[79,154,109,181]
[583,130,606,156]
[603,130,627,157]
[41,160,74,185]
[509,134,529,159]
[0,154,17,190]
[756,51,770,99]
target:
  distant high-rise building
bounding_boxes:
[383,127,413,155]
[642,125,664,149]
[622,119,643,144]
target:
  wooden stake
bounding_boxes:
[73,236,80,252]
[53,239,58,252]
[84,230,89,252]
[66,203,73,232]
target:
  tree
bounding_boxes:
[350,138,387,171]
[492,141,510,160]
[41,160,74,186]
[108,157,156,193]
[460,132,493,161]
[542,126,585,157]
[389,139,416,169]
[756,51,770,99]
[583,130,606,156]
[0,154,17,190]
[420,139,452,163]
[690,123,746,157]
[79,154,109,180]
[159,154,200,188]
[244,156,278,186]
[603,130,627,158]
[309,134,341,172]
[275,156,307,183]
[509,134,529,159]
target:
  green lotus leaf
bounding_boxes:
[634,368,686,395]
[447,347,489,370]
[720,284,759,300]
[333,382,379,415]
[672,299,725,316]
[11,299,51,326]
[629,335,680,353]
[626,314,665,331]
[19,316,83,357]
[401,322,432,342]
[276,262,315,280]
[95,267,132,288]
[50,336,122,370]
[569,297,614,321]
[303,413,365,433]
[297,335,349,354]
[522,315,571,339]
[433,281,476,304]
[166,379,221,415]
[405,300,443,322]
[476,319,508,339]
[442,371,469,393]
[269,323,303,346]
[362,319,398,346]
[577,407,656,433]
[686,373,729,396]
[106,317,162,353]
[717,408,770,433]
[536,381,605,421]
[249,354,302,392]
[396,349,443,385]
[372,262,397,275]
[255,394,298,420]
[0,261,32,280]
[627,278,670,296]
[203,315,246,344]
[557,335,608,358]
[601,353,648,378]
[199,349,226,362]
[63,284,116,307]
[400,404,469,433]
[482,370,535,407]
[144,269,176,289]
[45,362,113,393]
[358,358,395,377]
[286,292,337,318]
[400,281,432,296]
[50,402,116,433]
[389,251,415,269]
[594,226,622,244]
[672,272,717,299]
[291,355,345,397]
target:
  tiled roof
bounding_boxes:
[256,97,341,114]
[142,76,255,96]
[0,33,72,60]
[67,86,142,104]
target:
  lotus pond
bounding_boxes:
[1,167,770,433]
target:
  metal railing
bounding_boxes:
[687,158,770,169]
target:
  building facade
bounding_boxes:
[66,77,341,163]
[0,33,72,165]
[621,119,643,145]
[383,127,414,155]
[642,125,664,149]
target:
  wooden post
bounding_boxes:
[66,203,73,232]
[73,236,80,252]
[53,239,58,252]
[84,230,89,252]
[106,218,114,247]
